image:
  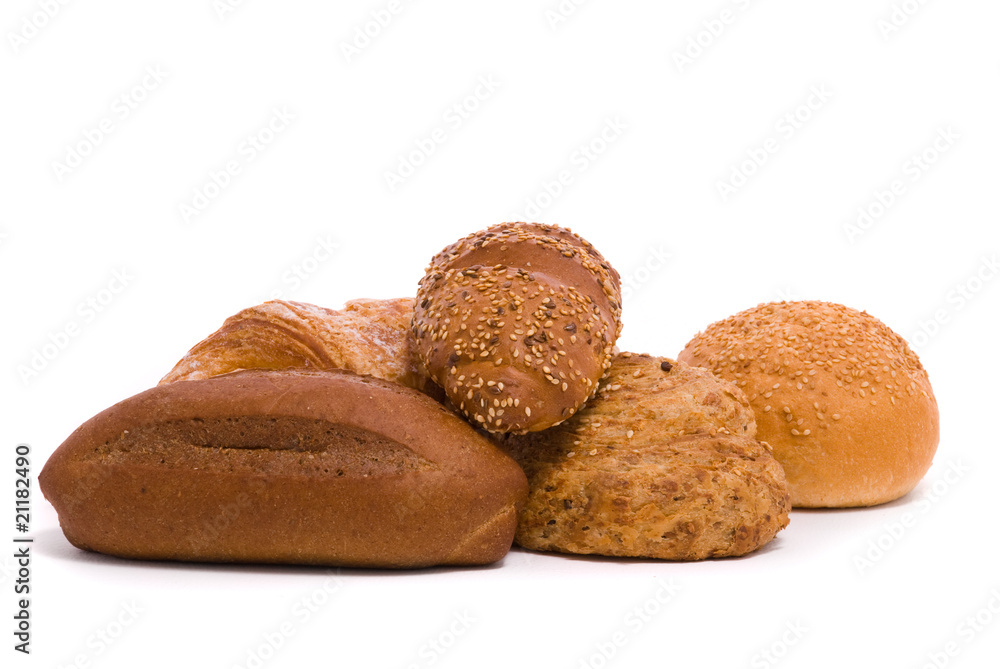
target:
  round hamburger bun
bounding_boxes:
[678,301,939,508]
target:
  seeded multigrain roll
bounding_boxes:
[678,301,939,508]
[413,223,622,434]
[502,354,790,560]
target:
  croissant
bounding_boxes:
[161,298,433,394]
[413,222,622,434]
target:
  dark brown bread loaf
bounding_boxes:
[39,369,528,568]
[502,354,790,560]
[413,222,622,434]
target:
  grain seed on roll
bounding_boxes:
[502,353,790,560]
[413,222,622,433]
[679,300,939,508]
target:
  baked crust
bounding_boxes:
[678,300,939,507]
[502,354,790,559]
[39,369,528,568]
[413,222,622,433]
[160,298,433,393]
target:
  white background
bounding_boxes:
[2,1,999,667]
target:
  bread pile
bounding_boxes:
[40,222,938,568]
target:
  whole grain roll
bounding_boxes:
[502,354,790,560]
[678,301,939,508]
[413,222,622,434]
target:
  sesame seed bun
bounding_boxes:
[678,301,939,507]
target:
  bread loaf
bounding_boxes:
[161,298,434,394]
[678,300,939,507]
[40,369,528,568]
[502,354,790,559]
[413,222,622,434]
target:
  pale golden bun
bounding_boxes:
[678,301,939,508]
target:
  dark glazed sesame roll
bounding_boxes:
[501,354,789,560]
[678,301,939,508]
[413,222,622,434]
